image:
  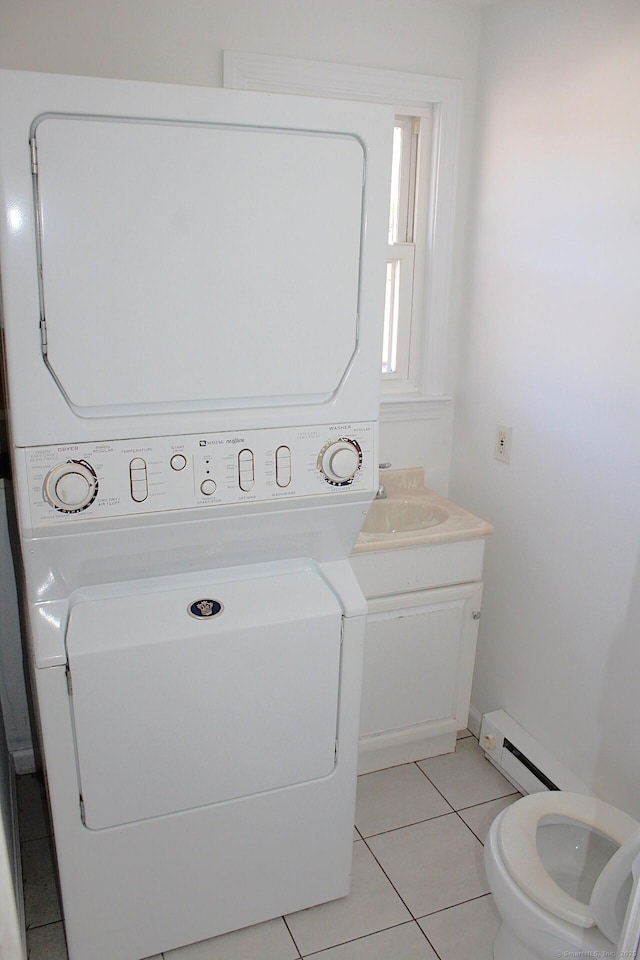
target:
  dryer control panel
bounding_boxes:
[23,422,375,527]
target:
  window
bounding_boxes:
[383,113,432,397]
[223,53,461,419]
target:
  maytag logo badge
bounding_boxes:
[187,599,223,620]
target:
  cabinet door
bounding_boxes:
[360,582,482,737]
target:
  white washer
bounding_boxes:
[0,70,392,959]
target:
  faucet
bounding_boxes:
[376,462,392,499]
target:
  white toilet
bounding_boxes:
[485,791,640,960]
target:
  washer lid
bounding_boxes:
[33,114,364,414]
[65,569,344,829]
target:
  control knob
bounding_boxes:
[43,460,99,513]
[317,438,362,485]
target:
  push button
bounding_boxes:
[200,479,217,496]
[170,454,187,471]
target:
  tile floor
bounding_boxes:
[18,732,520,960]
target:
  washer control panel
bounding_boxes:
[24,422,375,527]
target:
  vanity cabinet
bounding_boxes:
[352,537,487,774]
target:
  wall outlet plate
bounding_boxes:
[495,424,512,463]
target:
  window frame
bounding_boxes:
[384,111,431,394]
[223,52,461,420]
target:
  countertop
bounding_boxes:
[353,468,494,554]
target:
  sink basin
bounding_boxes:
[353,469,493,553]
[361,498,449,537]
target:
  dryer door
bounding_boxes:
[33,114,364,415]
[65,569,343,829]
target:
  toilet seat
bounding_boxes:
[591,826,640,944]
[497,792,639,928]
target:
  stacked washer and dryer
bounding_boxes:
[0,70,392,959]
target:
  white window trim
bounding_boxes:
[384,110,430,394]
[223,52,460,421]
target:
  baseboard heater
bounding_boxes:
[479,710,590,796]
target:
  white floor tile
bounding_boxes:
[418,737,515,810]
[285,840,410,956]
[418,894,500,960]
[301,921,439,959]
[458,794,520,844]
[367,812,489,918]
[355,763,451,837]
[164,917,299,960]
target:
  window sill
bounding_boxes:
[380,395,451,422]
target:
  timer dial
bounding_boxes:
[43,460,99,513]
[317,438,362,485]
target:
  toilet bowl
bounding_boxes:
[484,791,640,960]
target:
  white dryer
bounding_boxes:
[0,69,392,960]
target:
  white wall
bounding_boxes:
[451,0,640,815]
[0,0,481,85]
[0,0,481,755]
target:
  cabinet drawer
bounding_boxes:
[351,538,486,599]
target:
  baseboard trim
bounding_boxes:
[358,719,458,773]
[467,703,482,738]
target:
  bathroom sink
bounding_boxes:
[361,498,449,537]
[353,468,493,554]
